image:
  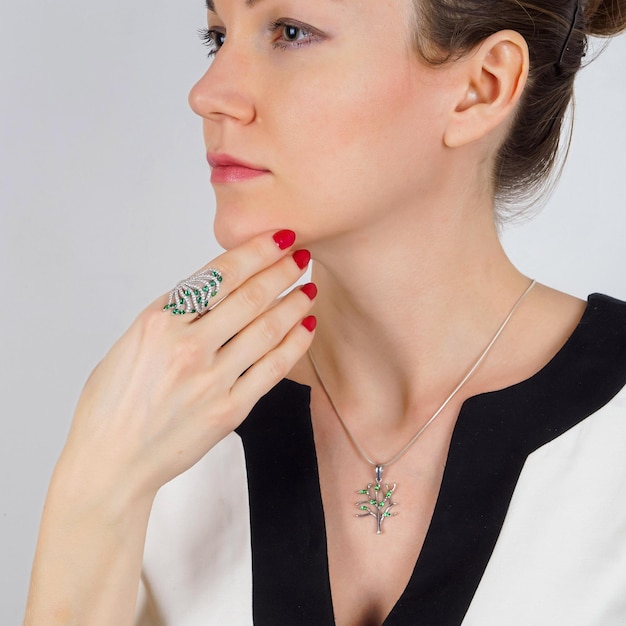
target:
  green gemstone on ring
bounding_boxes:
[359,506,368,511]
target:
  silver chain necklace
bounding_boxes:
[308,279,536,534]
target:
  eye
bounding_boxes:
[282,25,305,42]
[198,27,225,57]
[269,20,323,51]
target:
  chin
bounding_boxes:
[212,206,281,251]
[213,218,252,251]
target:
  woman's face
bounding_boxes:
[190,0,459,249]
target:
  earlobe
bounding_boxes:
[444,30,529,148]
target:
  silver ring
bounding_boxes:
[163,268,223,316]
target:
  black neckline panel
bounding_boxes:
[236,380,335,625]
[237,294,626,625]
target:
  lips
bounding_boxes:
[207,153,270,184]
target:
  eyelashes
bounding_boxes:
[198,27,224,57]
[198,28,225,57]
[198,19,323,58]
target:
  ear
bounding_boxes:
[443,30,529,148]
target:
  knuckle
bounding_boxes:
[258,316,281,345]
[266,353,290,381]
[250,235,271,261]
[239,281,267,312]
[215,258,238,286]
[171,336,202,365]
[137,306,170,336]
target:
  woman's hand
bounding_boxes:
[24,229,316,626]
[64,228,315,498]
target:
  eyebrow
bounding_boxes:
[206,0,261,12]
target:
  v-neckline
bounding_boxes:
[236,294,626,625]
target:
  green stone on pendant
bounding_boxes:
[360,505,368,511]
[358,490,368,495]
[374,485,380,491]
[383,512,392,517]
[386,491,393,498]
[369,500,376,506]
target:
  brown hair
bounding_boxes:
[412,0,626,218]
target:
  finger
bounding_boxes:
[158,229,298,318]
[229,314,317,414]
[198,250,312,348]
[217,282,317,384]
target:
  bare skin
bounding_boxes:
[25,1,588,625]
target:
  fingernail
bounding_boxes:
[300,282,318,300]
[293,249,311,270]
[273,230,296,250]
[302,316,317,332]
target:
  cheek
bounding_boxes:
[274,62,445,212]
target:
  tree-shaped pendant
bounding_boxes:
[356,465,398,534]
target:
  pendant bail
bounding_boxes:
[375,465,384,483]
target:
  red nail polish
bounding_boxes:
[293,249,311,270]
[302,316,317,332]
[273,230,296,250]
[300,282,318,301]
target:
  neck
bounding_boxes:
[306,197,531,427]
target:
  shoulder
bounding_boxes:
[461,294,626,625]
[518,289,626,393]
[580,292,626,334]
[560,292,626,383]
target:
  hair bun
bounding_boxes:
[584,0,626,37]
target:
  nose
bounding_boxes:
[188,50,257,125]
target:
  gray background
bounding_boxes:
[0,2,624,623]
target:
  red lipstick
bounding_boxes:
[207,153,270,184]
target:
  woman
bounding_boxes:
[25,1,626,625]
